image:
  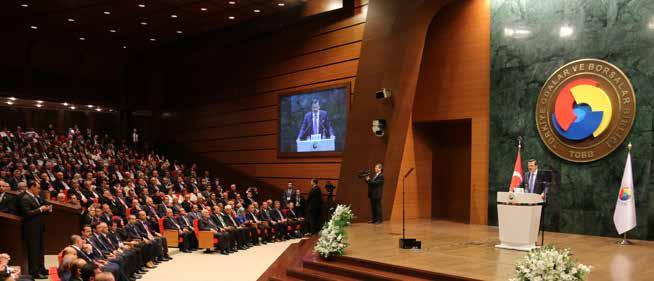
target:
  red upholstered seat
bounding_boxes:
[49,266,60,281]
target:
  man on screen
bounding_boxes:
[297,99,335,141]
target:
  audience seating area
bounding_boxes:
[0,125,313,281]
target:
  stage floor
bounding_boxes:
[344,219,653,281]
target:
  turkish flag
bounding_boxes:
[509,150,523,191]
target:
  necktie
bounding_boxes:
[252,213,259,223]
[313,113,318,134]
[277,209,285,220]
[529,172,536,193]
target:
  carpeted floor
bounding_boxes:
[45,238,301,281]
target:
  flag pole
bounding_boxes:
[617,142,633,245]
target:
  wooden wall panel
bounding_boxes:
[173,4,367,197]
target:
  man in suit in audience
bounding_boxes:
[124,216,156,269]
[244,204,270,243]
[0,180,16,214]
[282,182,296,207]
[223,205,258,248]
[197,209,231,255]
[17,179,51,279]
[306,178,324,233]
[175,209,198,250]
[271,200,293,239]
[135,211,171,261]
[286,202,309,235]
[162,209,193,252]
[210,205,240,251]
[260,201,285,241]
[80,226,129,281]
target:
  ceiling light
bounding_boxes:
[277,2,285,6]
[6,101,13,105]
[140,22,148,26]
[20,3,29,8]
[176,30,183,34]
[109,29,117,33]
[559,25,574,37]
[228,1,236,4]
[104,11,111,15]
[67,18,75,22]
[228,16,235,20]
[138,4,145,8]
[30,25,38,30]
[95,108,102,112]
[79,37,86,41]
[149,38,156,42]
[36,100,43,104]
[170,14,178,18]
[87,105,94,108]
[36,104,43,108]
[9,97,16,101]
[253,9,260,13]
[70,106,76,110]
[63,102,69,106]
[200,7,207,11]
[122,45,127,49]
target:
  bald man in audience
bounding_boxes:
[197,209,232,255]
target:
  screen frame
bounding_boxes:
[277,82,351,158]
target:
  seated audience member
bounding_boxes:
[271,201,293,239]
[0,253,30,281]
[285,202,309,236]
[59,253,77,281]
[80,263,99,281]
[223,205,260,246]
[259,201,286,241]
[162,208,195,252]
[0,180,16,214]
[197,209,232,254]
[69,258,87,281]
[76,229,128,281]
[244,204,270,244]
[135,211,171,261]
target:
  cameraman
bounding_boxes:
[364,163,384,224]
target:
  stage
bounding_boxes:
[344,219,654,281]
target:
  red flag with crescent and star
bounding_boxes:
[509,149,523,191]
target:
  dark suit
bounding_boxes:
[0,192,16,214]
[297,110,334,140]
[306,185,323,233]
[197,217,231,251]
[163,216,194,251]
[17,191,46,276]
[523,170,548,195]
[366,172,384,223]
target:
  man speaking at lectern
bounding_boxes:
[523,159,547,200]
[296,99,334,141]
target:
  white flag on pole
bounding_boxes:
[613,151,636,235]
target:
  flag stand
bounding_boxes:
[617,232,633,245]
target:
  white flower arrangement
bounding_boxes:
[314,204,355,258]
[510,246,591,281]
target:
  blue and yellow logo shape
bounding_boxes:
[618,187,632,201]
[551,78,612,141]
[535,59,636,162]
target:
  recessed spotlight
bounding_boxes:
[9,97,16,101]
[253,9,261,13]
[140,22,148,26]
[87,105,94,108]
[79,37,86,41]
[29,25,38,30]
[36,100,43,104]
[67,18,75,22]
[70,106,76,110]
[228,16,235,20]
[170,14,178,18]
[20,3,29,8]
[63,102,69,106]
[6,101,13,105]
[176,30,183,34]
[277,2,285,6]
[200,7,208,11]
[103,11,111,15]
[122,45,127,49]
[228,1,236,4]
[36,104,43,108]
[149,38,156,42]
[109,29,117,33]
[138,4,145,8]
[95,108,102,112]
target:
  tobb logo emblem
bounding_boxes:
[536,59,636,162]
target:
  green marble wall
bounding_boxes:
[490,0,654,239]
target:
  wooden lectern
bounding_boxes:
[495,191,543,251]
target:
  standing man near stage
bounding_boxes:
[523,159,547,200]
[306,179,323,234]
[365,163,384,224]
[18,179,52,279]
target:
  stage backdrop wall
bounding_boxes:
[490,0,654,239]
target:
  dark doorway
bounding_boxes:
[413,119,471,223]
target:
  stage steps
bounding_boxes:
[259,235,480,281]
